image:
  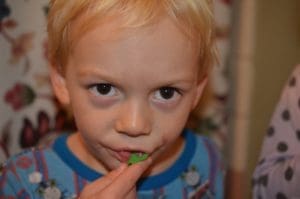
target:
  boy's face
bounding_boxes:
[51,16,206,172]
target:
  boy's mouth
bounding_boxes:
[127,152,149,165]
[115,150,147,163]
[116,150,132,162]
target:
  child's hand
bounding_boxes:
[79,157,152,199]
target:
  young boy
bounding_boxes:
[0,0,223,198]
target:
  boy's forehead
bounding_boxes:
[71,14,198,76]
[69,14,121,44]
[70,13,198,53]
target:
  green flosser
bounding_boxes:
[127,152,148,165]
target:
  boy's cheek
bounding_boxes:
[160,131,180,148]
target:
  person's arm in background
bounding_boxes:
[252,64,300,199]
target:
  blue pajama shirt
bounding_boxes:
[0,129,223,199]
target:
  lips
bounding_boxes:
[113,150,147,163]
[116,150,131,162]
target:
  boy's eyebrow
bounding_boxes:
[77,67,198,86]
[77,67,120,82]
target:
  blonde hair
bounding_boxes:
[47,0,216,79]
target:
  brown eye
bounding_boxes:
[96,84,112,95]
[153,86,181,102]
[159,87,175,99]
[89,83,117,97]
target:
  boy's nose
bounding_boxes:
[115,100,151,137]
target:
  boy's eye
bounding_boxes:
[89,83,117,96]
[154,87,180,100]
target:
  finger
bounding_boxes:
[125,187,137,199]
[80,164,127,198]
[106,157,152,197]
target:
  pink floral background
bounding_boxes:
[0,0,232,163]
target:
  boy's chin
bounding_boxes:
[105,159,123,171]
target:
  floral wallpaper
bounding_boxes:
[0,0,75,162]
[0,0,232,163]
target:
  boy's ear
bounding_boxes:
[49,67,70,105]
[192,77,208,109]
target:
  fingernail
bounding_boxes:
[118,163,127,171]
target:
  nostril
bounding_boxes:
[115,118,151,136]
[115,122,151,136]
[115,102,152,136]
[116,129,150,137]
